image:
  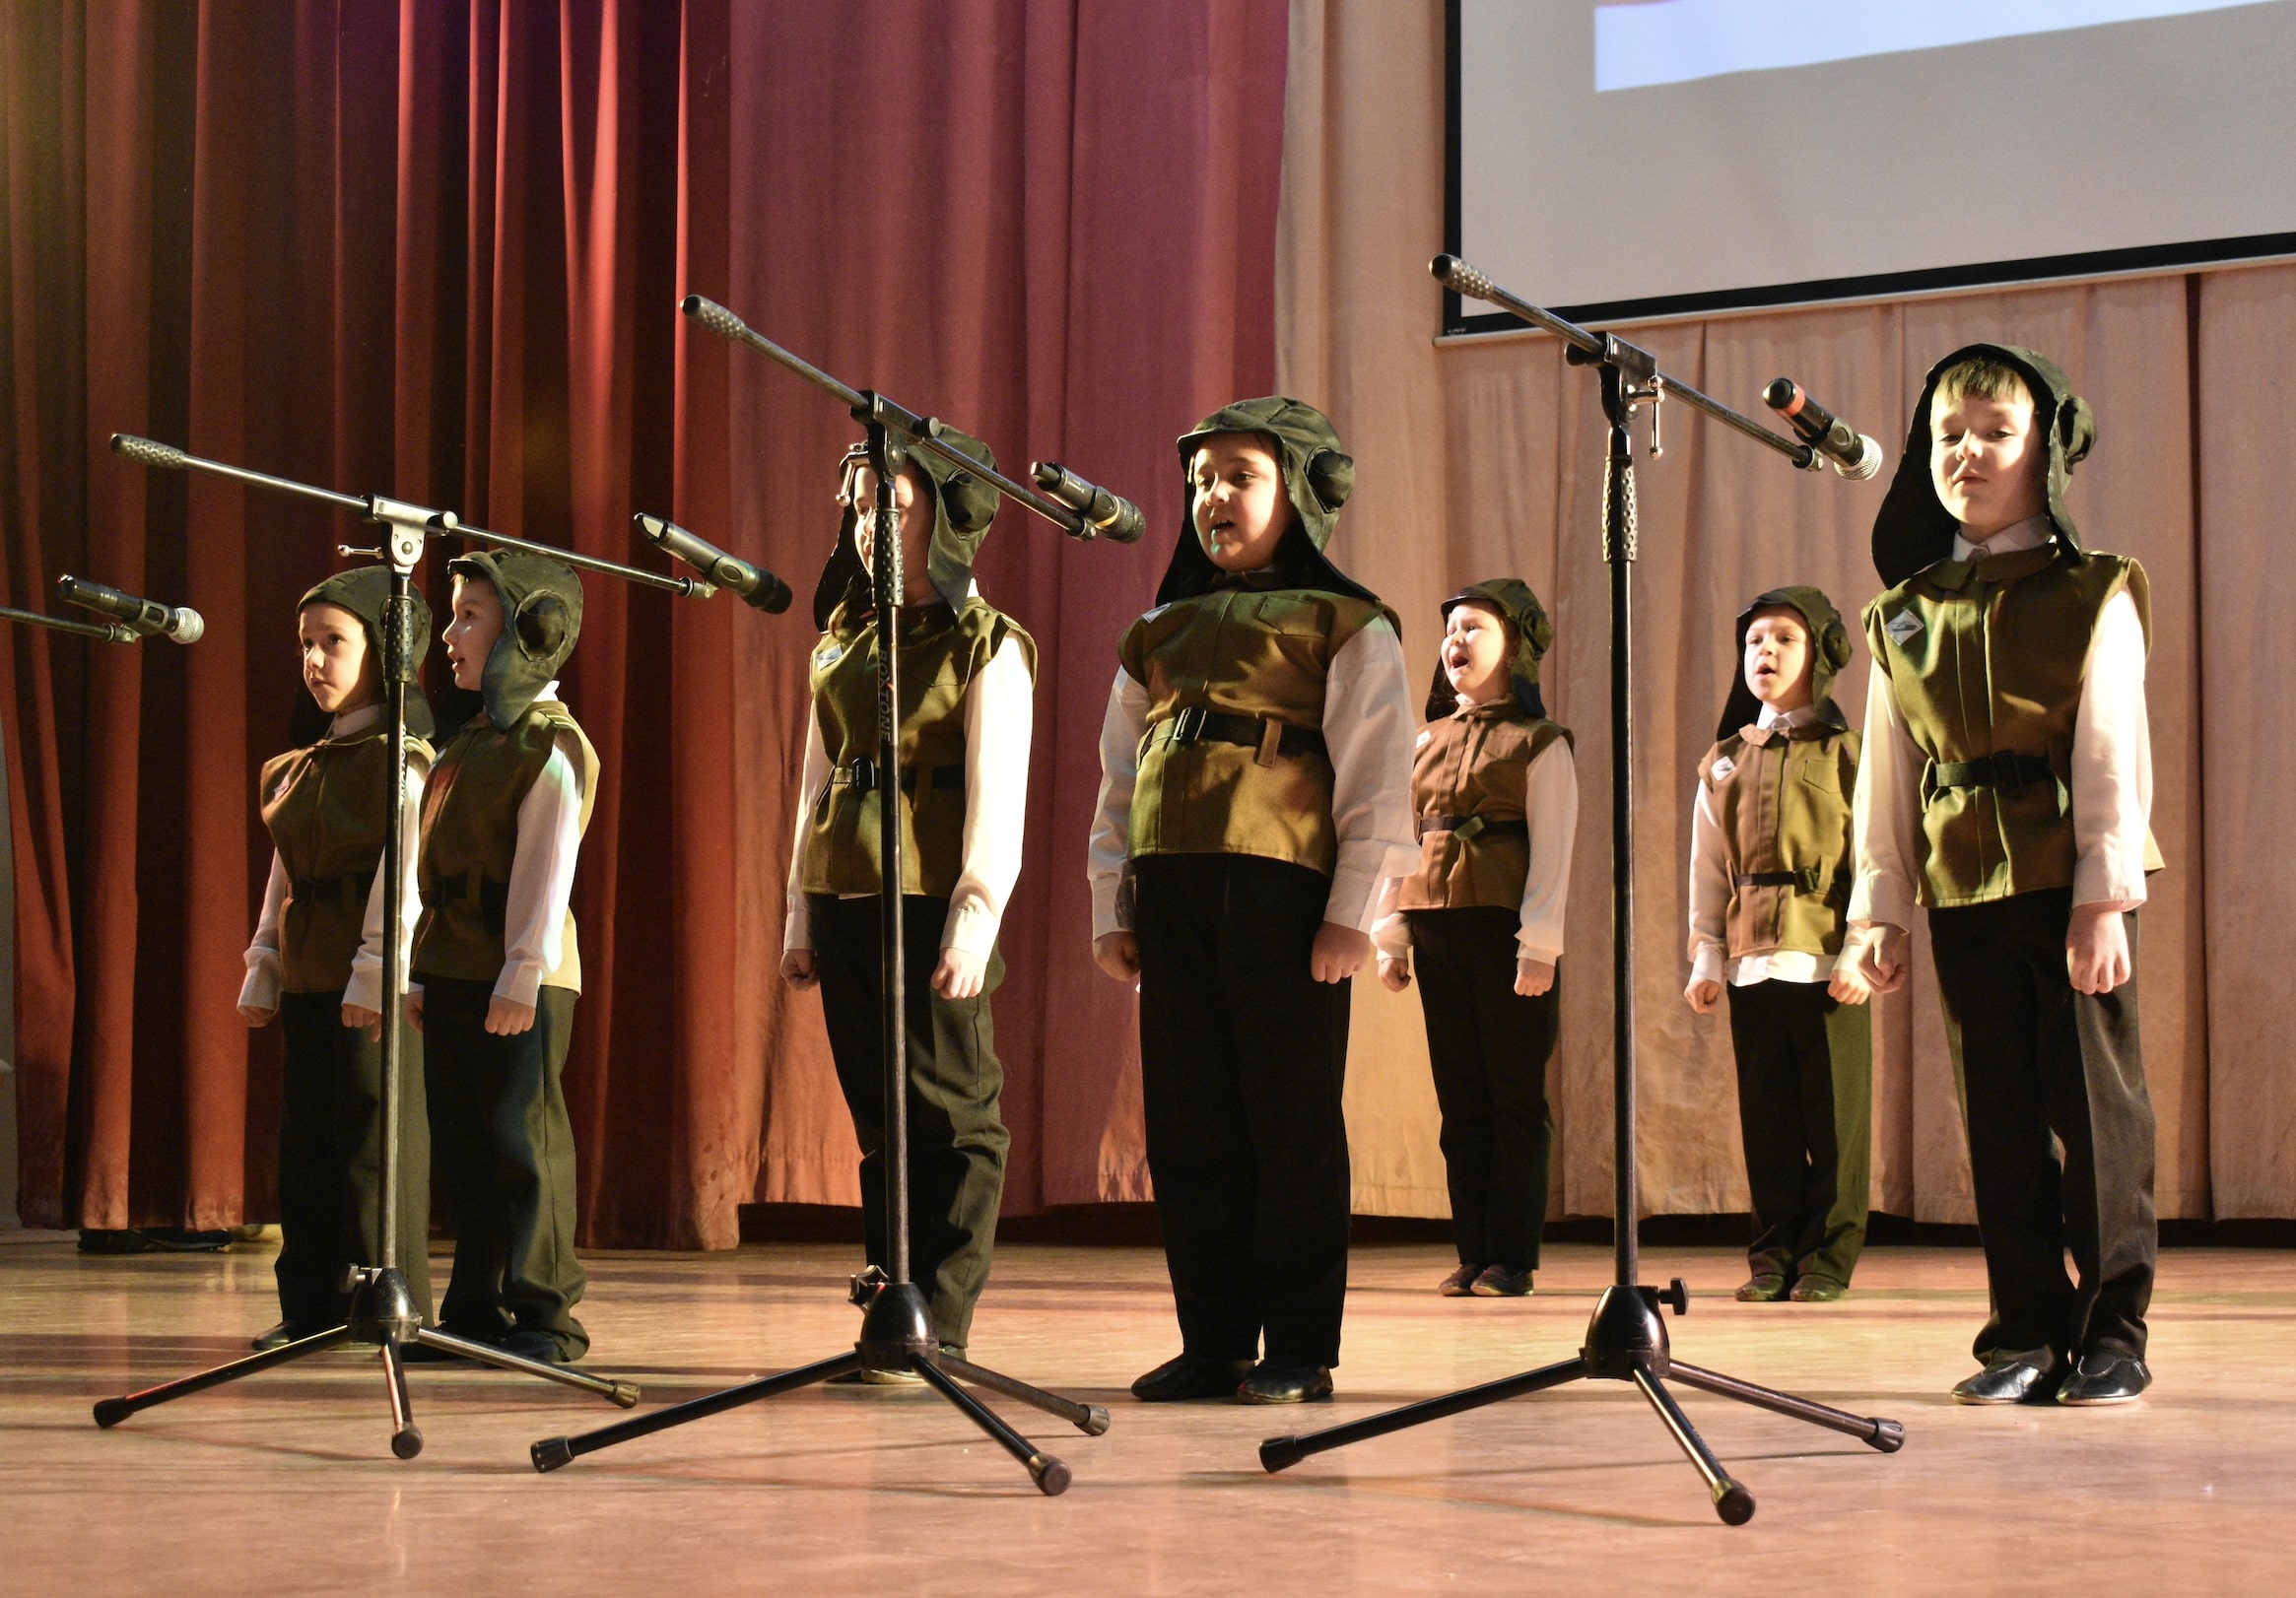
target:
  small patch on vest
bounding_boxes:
[1414,729,1432,750]
[1883,608,1924,647]
[1710,756,1736,782]
[815,641,844,670]
[1139,603,1171,624]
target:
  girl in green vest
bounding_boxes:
[236,566,435,1350]
[1372,579,1578,1299]
[778,432,1033,1372]
[1684,586,1871,1303]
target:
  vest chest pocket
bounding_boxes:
[1795,759,1841,796]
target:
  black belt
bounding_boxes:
[420,870,509,933]
[1929,751,2058,797]
[1417,815,1528,841]
[1154,705,1327,760]
[831,758,965,794]
[290,871,371,906]
[1734,868,1848,896]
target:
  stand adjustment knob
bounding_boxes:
[1657,1279,1689,1317]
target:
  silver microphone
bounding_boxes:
[55,575,205,642]
[1763,379,1882,481]
[634,513,793,613]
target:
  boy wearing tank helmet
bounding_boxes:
[1088,398,1418,1405]
[406,551,599,1366]
[1372,579,1579,1301]
[237,566,437,1351]
[778,432,1033,1374]
[1685,586,1872,1304]
[1851,346,2159,1406]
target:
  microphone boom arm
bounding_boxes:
[0,603,138,643]
[681,295,1140,541]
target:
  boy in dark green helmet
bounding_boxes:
[408,550,599,1365]
[1089,397,1418,1405]
[1851,346,2159,1406]
[1373,579,1579,1301]
[779,432,1032,1374]
[1685,585,1871,1303]
[237,565,436,1350]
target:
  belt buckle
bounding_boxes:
[1171,704,1207,745]
[1992,750,2025,796]
[851,756,880,792]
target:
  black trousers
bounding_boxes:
[1928,889,2155,1367]
[1405,906,1557,1271]
[1134,852,1352,1368]
[811,894,1010,1352]
[419,976,588,1358]
[275,989,433,1325]
[1723,978,1870,1288]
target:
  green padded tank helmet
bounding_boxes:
[1871,342,2096,588]
[1160,395,1377,606]
[445,549,584,731]
[1426,577,1554,721]
[1715,584,1853,743]
[813,426,1003,627]
[298,563,435,738]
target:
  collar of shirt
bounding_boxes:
[1952,513,2051,563]
[328,701,385,739]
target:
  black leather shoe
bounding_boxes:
[397,1338,475,1365]
[1788,1277,1847,1302]
[1438,1262,1483,1297]
[1734,1275,1790,1302]
[1130,1353,1254,1402]
[2056,1353,2151,1405]
[1951,1357,2061,1405]
[498,1329,574,1366]
[1239,1362,1333,1404]
[250,1319,328,1353]
[1470,1265,1532,1298]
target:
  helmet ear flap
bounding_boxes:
[1822,617,1851,672]
[2058,394,2096,468]
[515,594,573,659]
[1304,448,1354,512]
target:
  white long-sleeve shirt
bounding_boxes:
[1369,726,1579,965]
[238,701,428,1015]
[492,688,589,1006]
[783,630,1034,958]
[1685,701,1851,987]
[1849,516,2153,934]
[1087,611,1420,939]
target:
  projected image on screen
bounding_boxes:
[1452,0,2296,326]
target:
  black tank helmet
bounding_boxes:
[1425,577,1553,722]
[1714,585,1853,743]
[444,550,584,731]
[1159,395,1378,607]
[295,564,435,740]
[813,426,1003,628]
[1872,342,2095,588]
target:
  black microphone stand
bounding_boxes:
[529,296,1126,1494]
[1257,256,1905,1525]
[0,604,143,643]
[88,435,693,1457]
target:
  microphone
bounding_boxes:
[1763,379,1882,481]
[55,574,205,642]
[633,513,793,613]
[1028,462,1147,544]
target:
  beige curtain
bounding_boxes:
[1284,0,2289,1221]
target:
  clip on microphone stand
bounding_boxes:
[1258,256,1905,1525]
[88,434,697,1457]
[529,296,1136,1495]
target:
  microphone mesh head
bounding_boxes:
[111,433,187,470]
[684,296,748,343]
[170,609,206,644]
[1838,434,1883,482]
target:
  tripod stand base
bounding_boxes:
[90,1266,641,1457]
[531,1283,1106,1493]
[1258,1282,1901,1525]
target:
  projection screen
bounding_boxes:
[1448,0,2296,331]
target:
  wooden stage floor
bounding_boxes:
[4,1230,2290,1593]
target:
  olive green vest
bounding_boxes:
[1396,702,1570,911]
[412,699,599,987]
[1117,583,1394,874]
[1698,719,1859,959]
[259,724,434,994]
[801,598,1037,899]
[1866,545,2157,907]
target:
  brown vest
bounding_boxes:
[1117,582,1394,874]
[1698,719,1859,960]
[1866,545,2157,907]
[412,699,598,987]
[801,597,1037,899]
[258,724,433,994]
[1395,701,1570,911]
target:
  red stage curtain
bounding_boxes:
[0,0,1284,1243]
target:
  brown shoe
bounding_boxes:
[1788,1277,1847,1302]
[1735,1275,1790,1301]
[1469,1265,1532,1297]
[1238,1362,1333,1404]
[1438,1263,1483,1297]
